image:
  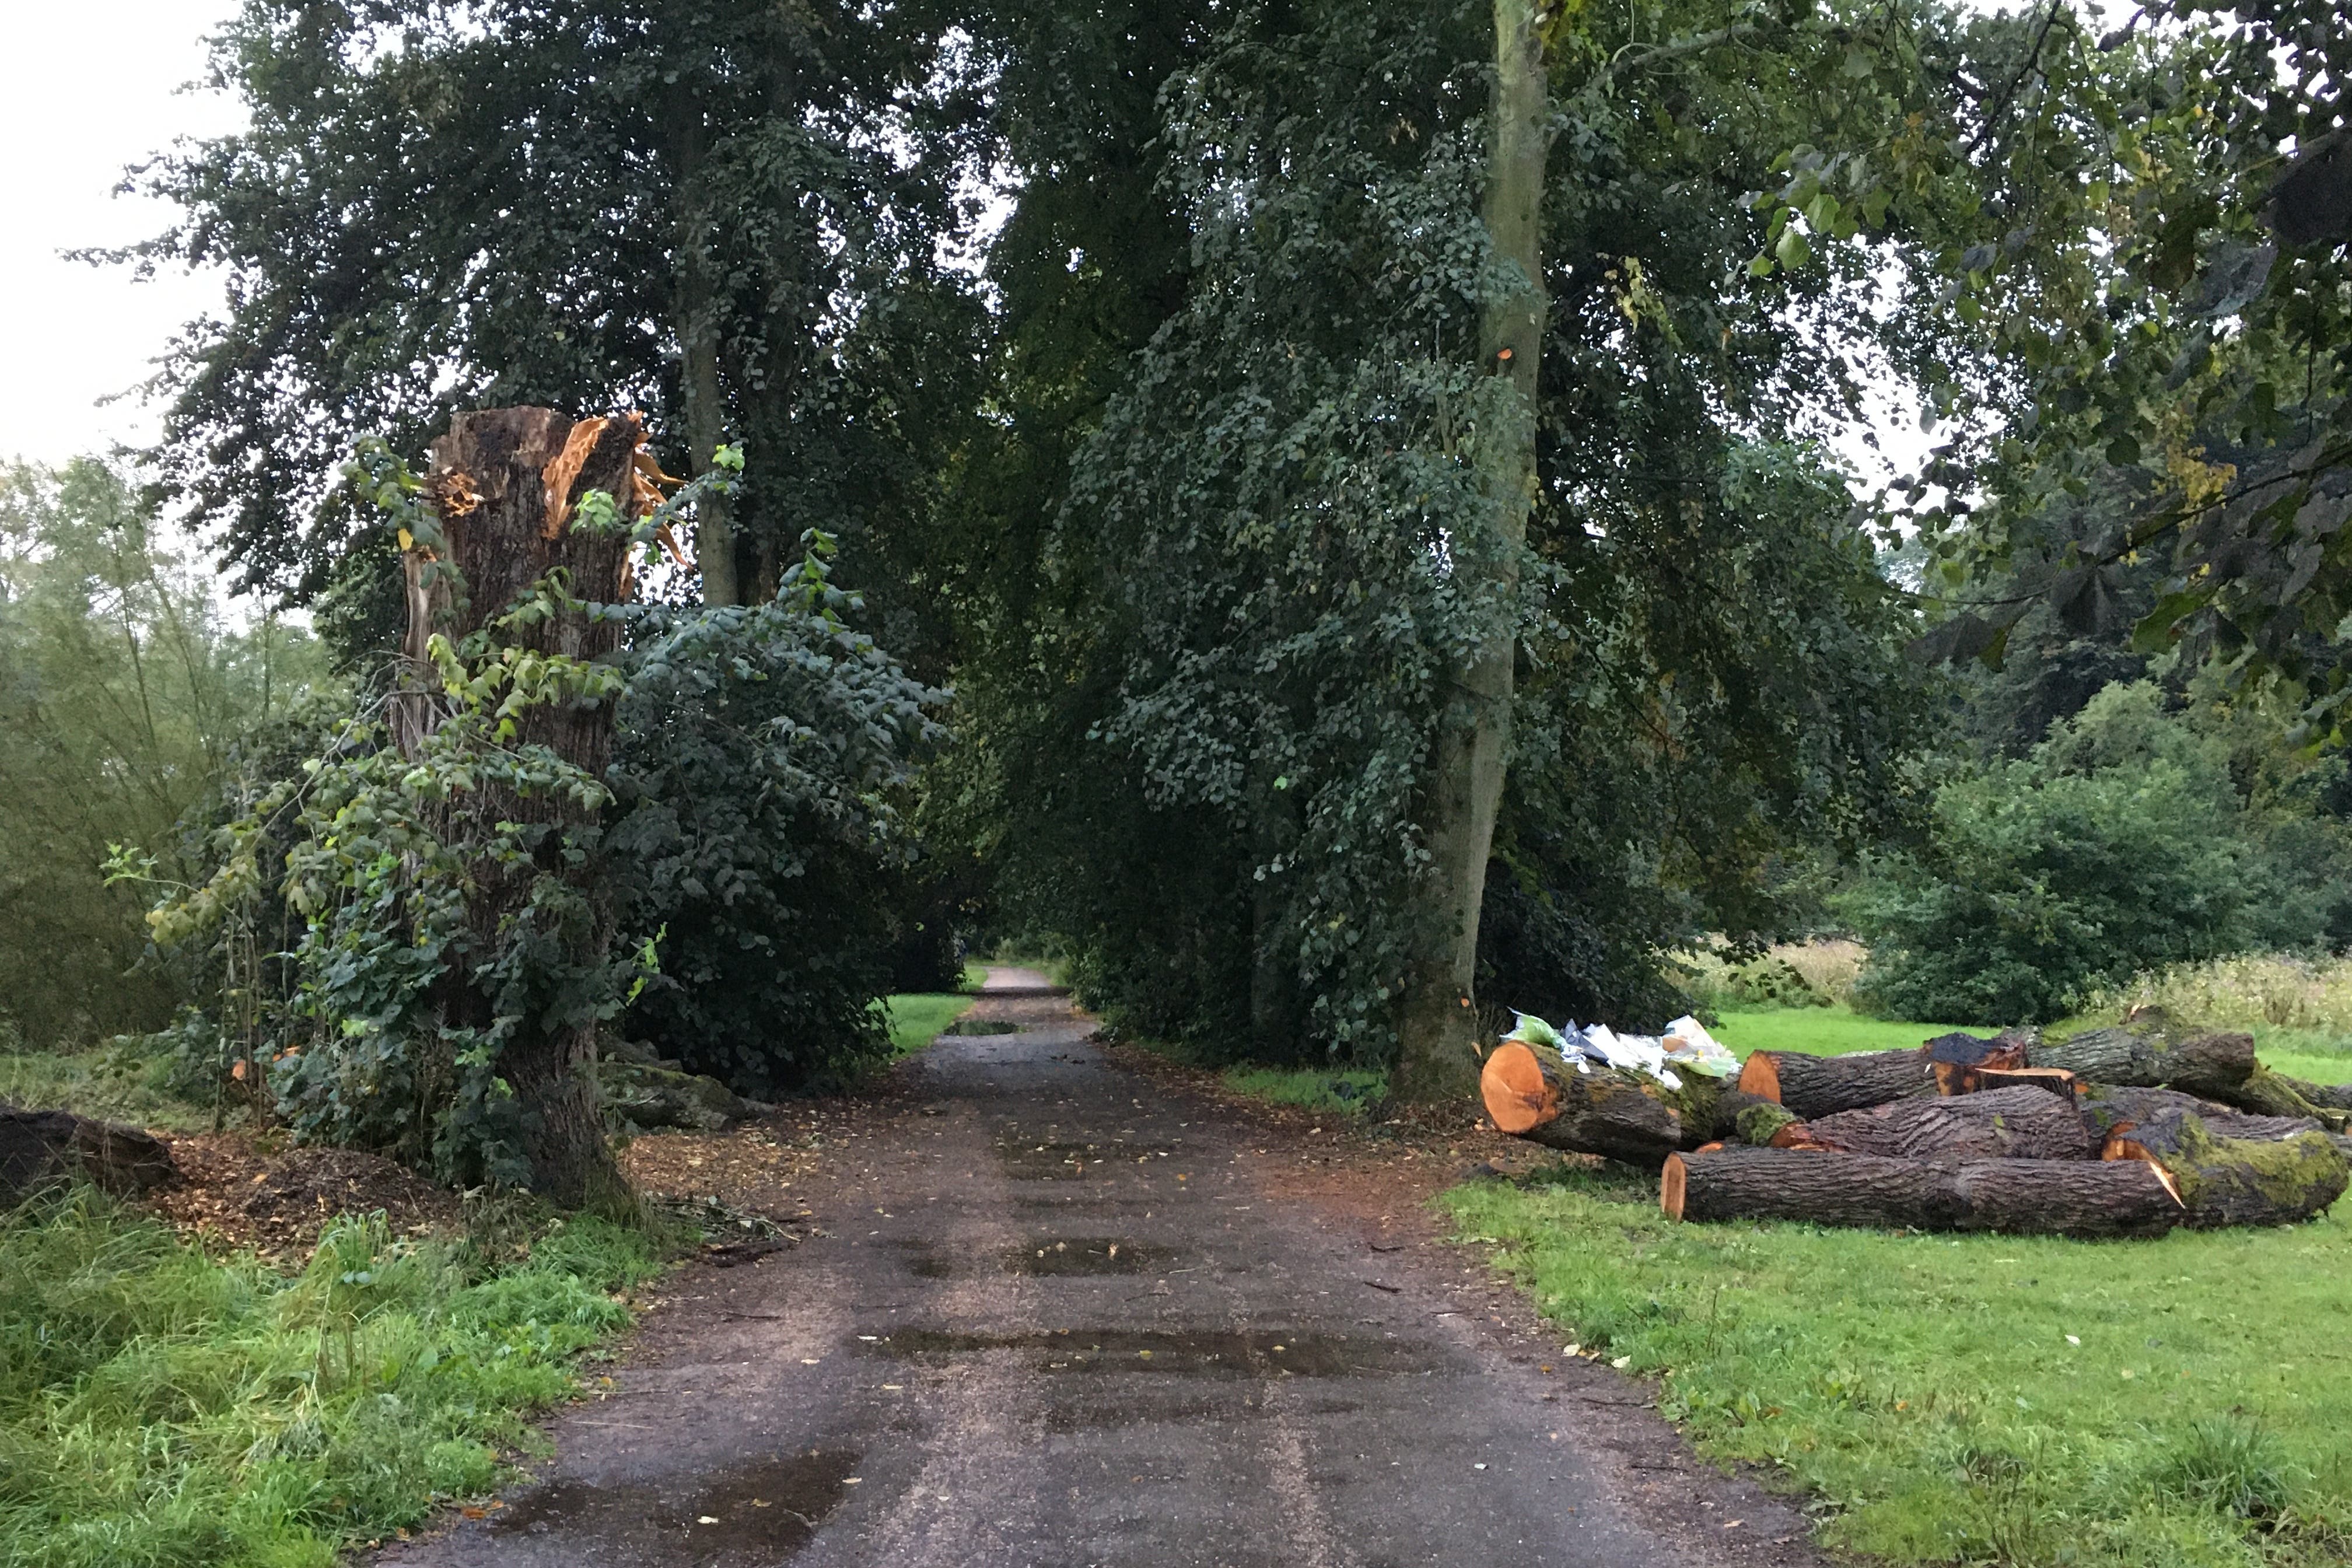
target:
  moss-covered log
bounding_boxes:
[2077,1084,2320,1147]
[1481,1041,1752,1163]
[1790,1086,2098,1162]
[2104,1107,2348,1228]
[1735,1047,1936,1119]
[1660,1146,2183,1237]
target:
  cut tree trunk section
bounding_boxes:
[2103,1106,2348,1228]
[1737,1047,1936,1119]
[1480,1040,1761,1163]
[1787,1085,2099,1162]
[1661,1146,2184,1238]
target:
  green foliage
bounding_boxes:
[609,536,946,1094]
[1769,0,2352,727]
[1445,1171,2352,1568]
[0,457,330,1051]
[0,1187,657,1568]
[1853,682,2347,1024]
[966,0,1924,1060]
[123,0,982,658]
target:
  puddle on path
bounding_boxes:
[1005,1237,1164,1276]
[859,1328,1426,1378]
[488,1449,860,1563]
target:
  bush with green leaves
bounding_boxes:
[1853,682,2346,1024]
[608,536,944,1096]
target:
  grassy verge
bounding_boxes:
[1706,1005,1973,1057]
[1446,1167,2352,1567]
[1217,1066,1389,1117]
[0,1187,663,1568]
[880,991,978,1055]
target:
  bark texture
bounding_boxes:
[2105,1107,2348,1228]
[1662,1146,2184,1237]
[1481,1040,1755,1162]
[1394,0,1550,1101]
[1790,1085,2098,1162]
[2028,1026,2255,1100]
[412,407,640,1209]
[1737,1047,1937,1119]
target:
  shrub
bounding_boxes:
[1853,683,2339,1024]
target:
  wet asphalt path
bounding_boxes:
[381,968,1821,1568]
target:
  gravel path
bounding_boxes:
[378,970,1824,1567]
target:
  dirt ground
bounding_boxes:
[369,970,1826,1568]
[144,1131,460,1259]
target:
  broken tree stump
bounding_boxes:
[1,1105,178,1202]
[1788,1085,2099,1162]
[1735,1047,1936,1119]
[1660,1146,2184,1237]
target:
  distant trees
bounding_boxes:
[0,459,328,1048]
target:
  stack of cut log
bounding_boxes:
[1481,1013,2351,1238]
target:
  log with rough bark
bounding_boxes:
[1480,1040,1758,1163]
[1660,1146,2183,1237]
[1,1105,178,1200]
[1786,1086,2099,1162]
[1936,1064,2082,1102]
[1736,1046,1936,1119]
[2027,1026,2255,1100]
[2104,1106,2348,1228]
[2077,1083,2319,1147]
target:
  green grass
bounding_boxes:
[0,1186,662,1568]
[1706,1005,1974,1058]
[1217,1066,1388,1117]
[0,1048,217,1132]
[1446,1167,2352,1567]
[880,992,978,1054]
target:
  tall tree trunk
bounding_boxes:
[1394,0,1552,1101]
[670,100,740,607]
[408,407,639,1210]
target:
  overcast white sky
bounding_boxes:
[1,3,243,470]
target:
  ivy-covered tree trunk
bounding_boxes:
[1394,0,1553,1101]
[408,406,640,1209]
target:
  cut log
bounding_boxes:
[2104,1107,2348,1228]
[2028,1027,2255,1100]
[2277,1074,2352,1114]
[1,1105,178,1201]
[1791,1086,2098,1162]
[1661,1146,2183,1237]
[2210,1065,2350,1131]
[1735,1048,1936,1119]
[2077,1083,2319,1147]
[1936,1065,2081,1102]
[1482,1041,1745,1163]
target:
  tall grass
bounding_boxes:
[1674,939,1866,1012]
[0,1187,659,1567]
[2080,954,2352,1038]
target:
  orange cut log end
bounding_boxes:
[1480,1041,1559,1135]
[1736,1051,1783,1102]
[1660,1152,1689,1221]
